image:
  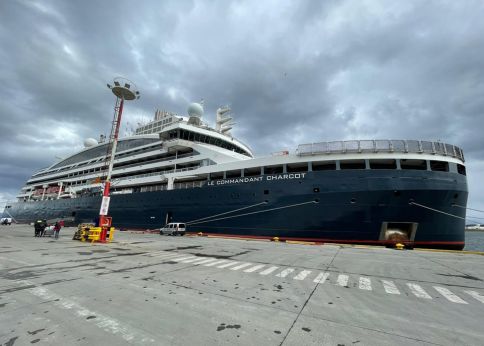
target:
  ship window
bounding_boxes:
[369,159,397,169]
[210,172,224,180]
[430,160,449,172]
[244,167,261,177]
[264,189,269,195]
[312,161,336,171]
[340,160,366,170]
[400,159,427,170]
[457,164,466,175]
[226,170,241,178]
[264,165,283,174]
[287,163,308,173]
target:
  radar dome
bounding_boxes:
[187,102,204,118]
[84,138,98,148]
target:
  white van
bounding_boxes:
[159,223,186,236]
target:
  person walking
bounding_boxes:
[39,220,47,237]
[34,220,42,237]
[53,221,61,239]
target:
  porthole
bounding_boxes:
[313,188,320,193]
[264,190,269,195]
[453,193,459,199]
[394,191,401,197]
[314,198,320,203]
[350,198,356,204]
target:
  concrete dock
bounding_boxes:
[1,225,483,345]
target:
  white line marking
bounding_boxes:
[276,268,295,278]
[217,261,240,269]
[191,258,217,265]
[181,257,204,263]
[434,286,468,304]
[230,263,253,271]
[204,260,227,267]
[313,272,330,284]
[382,280,400,295]
[294,270,311,280]
[244,264,265,273]
[259,266,279,275]
[359,277,372,290]
[336,274,349,287]
[21,281,155,343]
[464,290,484,304]
[407,283,432,299]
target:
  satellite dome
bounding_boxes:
[187,102,204,118]
[84,138,98,148]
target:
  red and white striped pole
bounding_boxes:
[99,79,139,242]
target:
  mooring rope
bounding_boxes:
[409,201,484,224]
[186,201,268,224]
[452,204,484,213]
[188,200,318,226]
[410,202,466,220]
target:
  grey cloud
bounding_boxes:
[1,0,483,213]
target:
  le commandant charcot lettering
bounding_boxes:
[208,173,307,186]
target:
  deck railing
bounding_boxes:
[296,140,465,162]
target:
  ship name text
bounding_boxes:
[207,173,306,186]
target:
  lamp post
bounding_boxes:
[99,78,140,242]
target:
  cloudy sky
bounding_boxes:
[1,0,483,221]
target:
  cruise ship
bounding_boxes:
[3,102,468,249]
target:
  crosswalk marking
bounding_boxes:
[142,252,478,305]
[294,270,311,280]
[313,272,330,284]
[217,261,240,269]
[336,274,349,287]
[231,263,253,271]
[244,264,265,273]
[192,258,217,265]
[434,286,467,304]
[259,266,279,275]
[181,257,204,263]
[382,280,400,295]
[359,277,372,291]
[276,268,295,278]
[204,260,227,267]
[407,283,432,299]
[464,290,484,304]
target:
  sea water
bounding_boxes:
[464,232,484,251]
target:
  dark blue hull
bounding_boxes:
[4,170,468,249]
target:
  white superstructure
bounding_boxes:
[15,102,466,202]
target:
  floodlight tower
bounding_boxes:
[99,77,140,242]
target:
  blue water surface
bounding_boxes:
[464,232,484,251]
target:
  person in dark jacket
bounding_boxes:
[39,219,47,237]
[34,219,46,237]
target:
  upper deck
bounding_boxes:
[297,139,464,162]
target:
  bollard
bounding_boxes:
[272,237,280,242]
[395,243,405,250]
